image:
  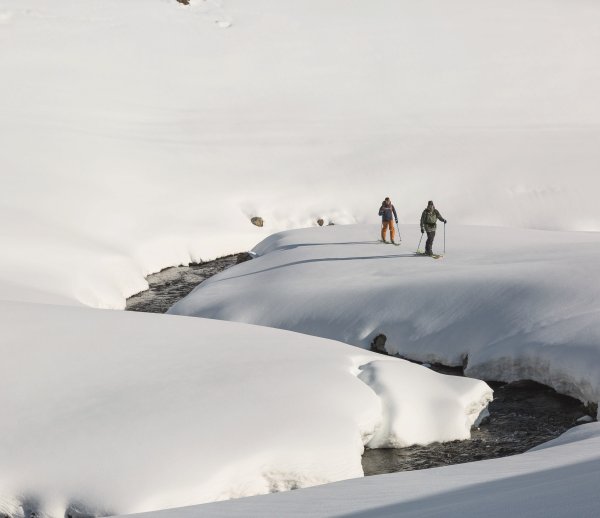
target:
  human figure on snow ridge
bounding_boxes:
[420,200,447,256]
[379,197,398,244]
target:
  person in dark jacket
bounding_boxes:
[379,197,398,243]
[420,201,447,255]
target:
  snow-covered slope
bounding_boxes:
[169,224,600,411]
[115,423,600,518]
[2,2,600,517]
[0,301,490,517]
[2,0,600,308]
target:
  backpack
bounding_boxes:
[425,210,437,225]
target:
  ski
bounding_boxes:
[379,239,401,246]
[415,251,443,259]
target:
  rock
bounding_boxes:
[250,216,264,227]
[462,354,469,369]
[370,333,387,354]
[327,221,335,226]
[176,0,190,5]
[317,218,324,227]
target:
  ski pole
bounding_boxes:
[395,221,401,242]
[444,222,446,254]
[417,233,423,253]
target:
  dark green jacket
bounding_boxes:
[420,208,446,232]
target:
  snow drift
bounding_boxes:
[116,422,600,518]
[169,224,600,412]
[2,0,600,308]
[0,301,491,517]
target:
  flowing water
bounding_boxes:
[361,379,591,475]
[126,254,242,314]
[125,256,596,477]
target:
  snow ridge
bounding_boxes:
[170,223,600,416]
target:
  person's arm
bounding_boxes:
[392,205,398,223]
[436,209,447,223]
[378,205,385,216]
[420,210,425,233]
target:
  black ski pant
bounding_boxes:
[425,230,436,255]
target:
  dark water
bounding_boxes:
[126,254,242,313]
[125,258,596,477]
[362,379,592,476]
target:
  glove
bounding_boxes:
[444,219,448,224]
[421,228,424,234]
[395,219,398,224]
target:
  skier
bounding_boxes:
[379,197,398,244]
[420,201,447,256]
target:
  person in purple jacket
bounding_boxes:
[379,197,398,243]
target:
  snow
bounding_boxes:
[357,360,488,448]
[115,423,600,518]
[2,0,600,309]
[1,1,600,517]
[169,224,600,412]
[577,415,595,424]
[0,301,490,517]
[0,496,23,518]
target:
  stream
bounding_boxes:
[125,255,595,476]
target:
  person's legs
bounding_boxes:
[390,222,396,243]
[381,221,388,241]
[426,230,436,255]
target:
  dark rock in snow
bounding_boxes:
[370,333,388,354]
[250,216,264,227]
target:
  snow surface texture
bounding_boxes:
[0,301,491,517]
[117,423,600,518]
[170,224,600,413]
[2,0,600,309]
[2,1,600,516]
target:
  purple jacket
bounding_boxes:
[379,203,398,222]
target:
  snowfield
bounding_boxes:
[170,224,600,413]
[1,0,600,309]
[0,301,491,516]
[1,0,600,517]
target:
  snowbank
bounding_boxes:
[2,0,600,308]
[0,301,490,517]
[169,224,600,411]
[116,423,600,518]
